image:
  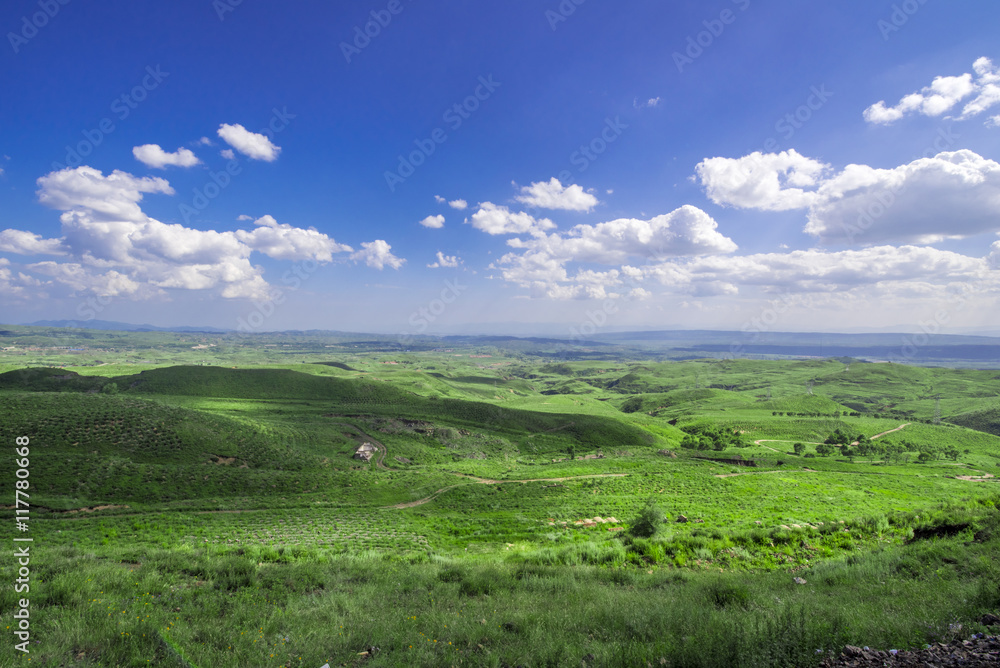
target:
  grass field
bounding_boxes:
[2,328,1000,666]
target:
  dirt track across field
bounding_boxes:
[715,468,819,479]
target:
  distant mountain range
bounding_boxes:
[25,319,233,333]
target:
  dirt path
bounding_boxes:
[715,468,819,479]
[449,472,628,485]
[754,423,911,452]
[384,473,629,509]
[871,423,911,440]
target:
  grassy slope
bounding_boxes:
[2,357,1000,666]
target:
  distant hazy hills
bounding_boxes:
[25,319,232,333]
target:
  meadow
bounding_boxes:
[1,327,999,666]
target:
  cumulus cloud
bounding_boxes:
[37,166,173,223]
[350,240,405,270]
[0,257,44,303]
[0,229,66,255]
[0,166,356,301]
[220,149,235,160]
[434,195,446,203]
[515,178,599,211]
[132,144,201,169]
[448,199,468,210]
[864,57,1000,125]
[507,205,737,264]
[427,251,461,268]
[235,215,352,262]
[495,206,737,299]
[27,262,145,298]
[217,123,281,161]
[419,214,445,229]
[695,150,830,211]
[468,202,556,236]
[639,245,999,299]
[697,149,1000,245]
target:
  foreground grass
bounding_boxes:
[4,501,1000,667]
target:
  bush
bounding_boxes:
[704,580,751,609]
[630,499,666,538]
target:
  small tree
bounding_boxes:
[102,382,119,395]
[629,499,666,538]
[792,443,805,456]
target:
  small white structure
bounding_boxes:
[354,442,378,462]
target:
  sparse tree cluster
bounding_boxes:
[679,425,747,452]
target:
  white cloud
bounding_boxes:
[640,245,998,298]
[220,149,236,160]
[36,166,173,223]
[697,149,1000,245]
[427,251,461,268]
[469,202,556,236]
[0,229,66,255]
[695,150,830,211]
[217,123,281,161]
[197,137,213,146]
[448,199,468,210]
[515,178,599,211]
[806,150,1000,244]
[27,262,145,297]
[0,166,355,301]
[132,144,201,169]
[634,97,661,109]
[864,57,1000,125]
[235,215,352,262]
[419,214,446,229]
[350,240,405,270]
[507,205,737,264]
[495,206,737,298]
[434,195,446,203]
[237,214,253,221]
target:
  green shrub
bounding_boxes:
[630,499,666,538]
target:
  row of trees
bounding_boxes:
[818,431,961,463]
[679,425,748,451]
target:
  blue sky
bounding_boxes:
[1,0,999,336]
